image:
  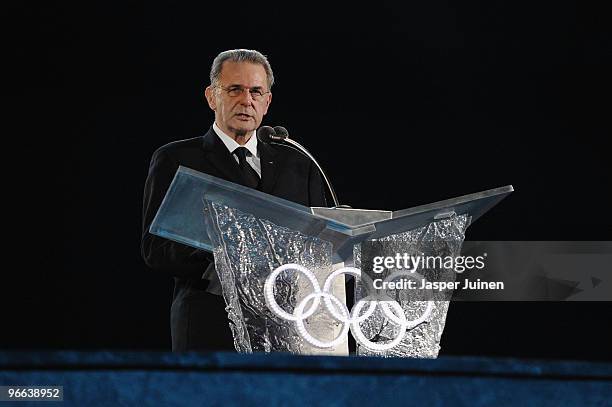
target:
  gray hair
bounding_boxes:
[209,49,275,90]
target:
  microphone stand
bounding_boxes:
[258,126,346,208]
[275,138,341,208]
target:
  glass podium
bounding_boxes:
[150,166,513,357]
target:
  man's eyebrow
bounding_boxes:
[226,84,264,90]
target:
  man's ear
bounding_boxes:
[204,86,216,111]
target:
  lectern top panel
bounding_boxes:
[149,166,513,256]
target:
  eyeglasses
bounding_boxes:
[216,85,270,101]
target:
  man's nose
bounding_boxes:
[238,89,254,105]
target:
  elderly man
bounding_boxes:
[141,49,327,351]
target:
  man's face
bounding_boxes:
[205,61,272,139]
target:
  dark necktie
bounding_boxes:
[233,147,260,189]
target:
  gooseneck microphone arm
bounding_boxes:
[257,126,341,207]
[283,137,340,208]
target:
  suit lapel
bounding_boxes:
[258,140,281,194]
[201,128,245,185]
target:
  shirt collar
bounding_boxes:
[213,122,258,157]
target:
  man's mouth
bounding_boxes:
[235,113,252,119]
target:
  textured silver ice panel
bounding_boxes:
[354,213,469,358]
[204,201,342,354]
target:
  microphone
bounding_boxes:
[257,125,342,208]
[272,126,289,140]
[257,126,284,143]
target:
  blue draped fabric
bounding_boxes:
[1,352,610,406]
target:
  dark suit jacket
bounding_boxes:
[141,127,327,351]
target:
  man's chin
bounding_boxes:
[229,121,258,136]
[228,125,256,138]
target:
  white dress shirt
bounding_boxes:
[212,122,262,177]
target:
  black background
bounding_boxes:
[8,2,611,360]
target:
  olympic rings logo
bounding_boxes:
[264,264,434,352]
